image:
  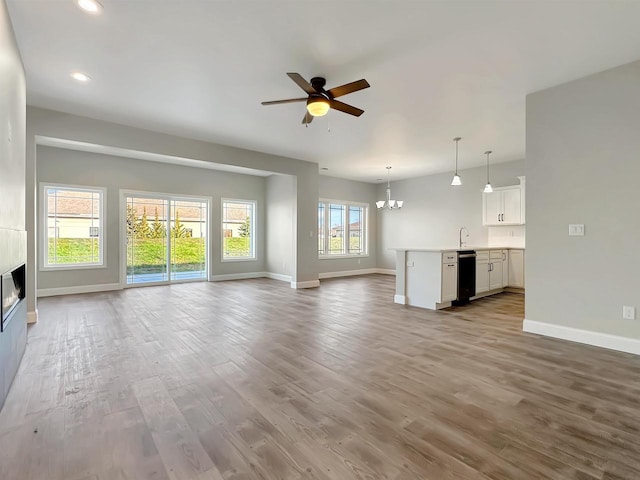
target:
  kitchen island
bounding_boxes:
[392,247,524,310]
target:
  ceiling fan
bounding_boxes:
[261,73,370,125]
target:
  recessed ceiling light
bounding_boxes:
[76,0,103,14]
[71,72,91,82]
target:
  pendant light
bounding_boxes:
[451,137,462,186]
[483,150,493,193]
[376,166,404,210]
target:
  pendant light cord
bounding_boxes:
[485,150,492,182]
[455,138,459,174]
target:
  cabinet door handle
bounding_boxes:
[497,214,500,222]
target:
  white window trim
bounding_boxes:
[40,183,107,271]
[221,198,257,262]
[318,198,369,259]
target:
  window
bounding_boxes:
[222,199,256,260]
[42,185,105,269]
[318,200,368,258]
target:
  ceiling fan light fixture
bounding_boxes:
[306,97,330,117]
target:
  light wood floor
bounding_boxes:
[1,275,639,480]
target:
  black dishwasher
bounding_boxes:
[453,250,476,305]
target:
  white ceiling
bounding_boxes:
[8,1,640,183]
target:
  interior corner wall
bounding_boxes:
[376,160,525,270]
[265,174,295,278]
[36,146,266,292]
[526,59,640,340]
[318,175,378,274]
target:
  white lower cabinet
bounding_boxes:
[441,261,458,302]
[508,249,525,288]
[476,252,490,294]
[404,250,459,309]
[476,250,508,294]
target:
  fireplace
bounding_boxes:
[1,264,25,332]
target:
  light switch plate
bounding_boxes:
[569,224,585,236]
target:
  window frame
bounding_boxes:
[40,183,107,271]
[318,198,369,259]
[221,198,257,262]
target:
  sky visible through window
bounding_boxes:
[329,204,361,231]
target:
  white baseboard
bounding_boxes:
[27,310,38,324]
[265,272,292,282]
[291,280,320,289]
[37,283,122,298]
[319,268,378,279]
[523,319,640,356]
[210,272,265,282]
[394,295,406,305]
[319,268,396,279]
[377,268,396,275]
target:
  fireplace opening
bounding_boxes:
[1,263,25,332]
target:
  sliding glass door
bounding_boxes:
[170,199,207,281]
[124,193,208,285]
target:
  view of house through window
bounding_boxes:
[125,194,208,285]
[318,200,367,257]
[222,200,255,259]
[43,185,104,268]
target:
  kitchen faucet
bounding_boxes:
[459,226,469,249]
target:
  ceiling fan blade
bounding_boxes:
[329,99,364,117]
[261,98,307,106]
[287,73,317,94]
[327,79,370,98]
[302,111,314,124]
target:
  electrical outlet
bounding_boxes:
[406,261,414,267]
[569,224,585,236]
[623,306,635,320]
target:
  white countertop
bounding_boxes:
[390,246,525,252]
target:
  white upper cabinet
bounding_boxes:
[482,177,525,226]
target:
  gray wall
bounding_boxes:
[0,0,27,411]
[265,174,295,278]
[318,175,378,274]
[377,160,525,269]
[526,59,640,339]
[36,146,266,290]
